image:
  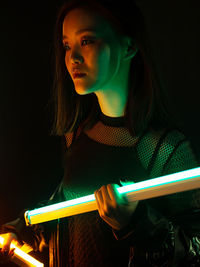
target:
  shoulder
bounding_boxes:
[137,127,187,156]
[159,128,187,148]
[148,127,190,162]
[136,127,194,176]
[149,127,198,175]
[142,127,187,149]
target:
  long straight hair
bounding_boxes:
[49,0,173,137]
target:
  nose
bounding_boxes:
[70,49,84,64]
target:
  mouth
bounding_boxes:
[72,73,86,79]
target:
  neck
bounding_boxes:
[95,89,128,117]
[94,54,131,118]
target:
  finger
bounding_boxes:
[101,185,112,203]
[94,189,103,216]
[106,184,118,204]
[95,188,104,203]
[107,184,123,202]
[119,180,135,186]
[107,184,118,198]
[9,248,15,258]
[1,245,10,254]
[2,233,15,251]
[94,190,100,208]
[119,180,135,200]
[108,184,128,205]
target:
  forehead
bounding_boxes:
[62,7,114,37]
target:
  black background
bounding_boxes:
[0,0,200,266]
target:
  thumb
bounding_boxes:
[119,180,135,203]
[119,180,135,187]
[2,233,18,251]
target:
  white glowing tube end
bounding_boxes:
[24,210,30,226]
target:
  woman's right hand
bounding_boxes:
[0,232,19,263]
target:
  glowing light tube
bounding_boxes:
[0,235,44,267]
[25,167,200,226]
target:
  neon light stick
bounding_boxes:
[0,235,44,267]
[25,167,200,226]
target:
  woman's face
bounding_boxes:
[62,7,124,95]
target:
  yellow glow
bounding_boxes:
[0,235,44,267]
[25,167,200,225]
[25,198,97,225]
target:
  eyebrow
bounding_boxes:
[62,29,97,40]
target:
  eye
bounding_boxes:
[63,43,70,51]
[62,38,95,51]
[81,39,94,46]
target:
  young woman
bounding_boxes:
[0,0,200,266]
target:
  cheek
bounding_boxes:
[65,55,71,75]
[94,42,121,86]
[107,42,121,76]
[92,44,111,83]
[63,42,120,94]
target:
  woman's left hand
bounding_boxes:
[94,184,139,231]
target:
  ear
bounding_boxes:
[123,37,138,61]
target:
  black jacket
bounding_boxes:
[1,128,200,267]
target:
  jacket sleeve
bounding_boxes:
[0,136,67,252]
[0,181,66,252]
[112,132,200,264]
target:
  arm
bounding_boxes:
[0,136,67,252]
[96,134,200,264]
[0,181,65,252]
[113,138,200,239]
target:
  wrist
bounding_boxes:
[112,201,146,240]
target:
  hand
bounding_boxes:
[94,183,139,231]
[0,233,19,264]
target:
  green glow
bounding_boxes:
[118,167,200,194]
[27,167,200,221]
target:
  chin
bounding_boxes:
[74,83,96,95]
[75,86,91,95]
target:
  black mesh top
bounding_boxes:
[1,112,199,267]
[60,111,199,267]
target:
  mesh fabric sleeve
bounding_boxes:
[112,130,200,264]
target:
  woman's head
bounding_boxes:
[50,0,172,136]
[62,6,137,97]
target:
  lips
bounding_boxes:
[72,67,87,78]
[72,73,86,79]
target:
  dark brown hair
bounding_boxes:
[49,0,173,137]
